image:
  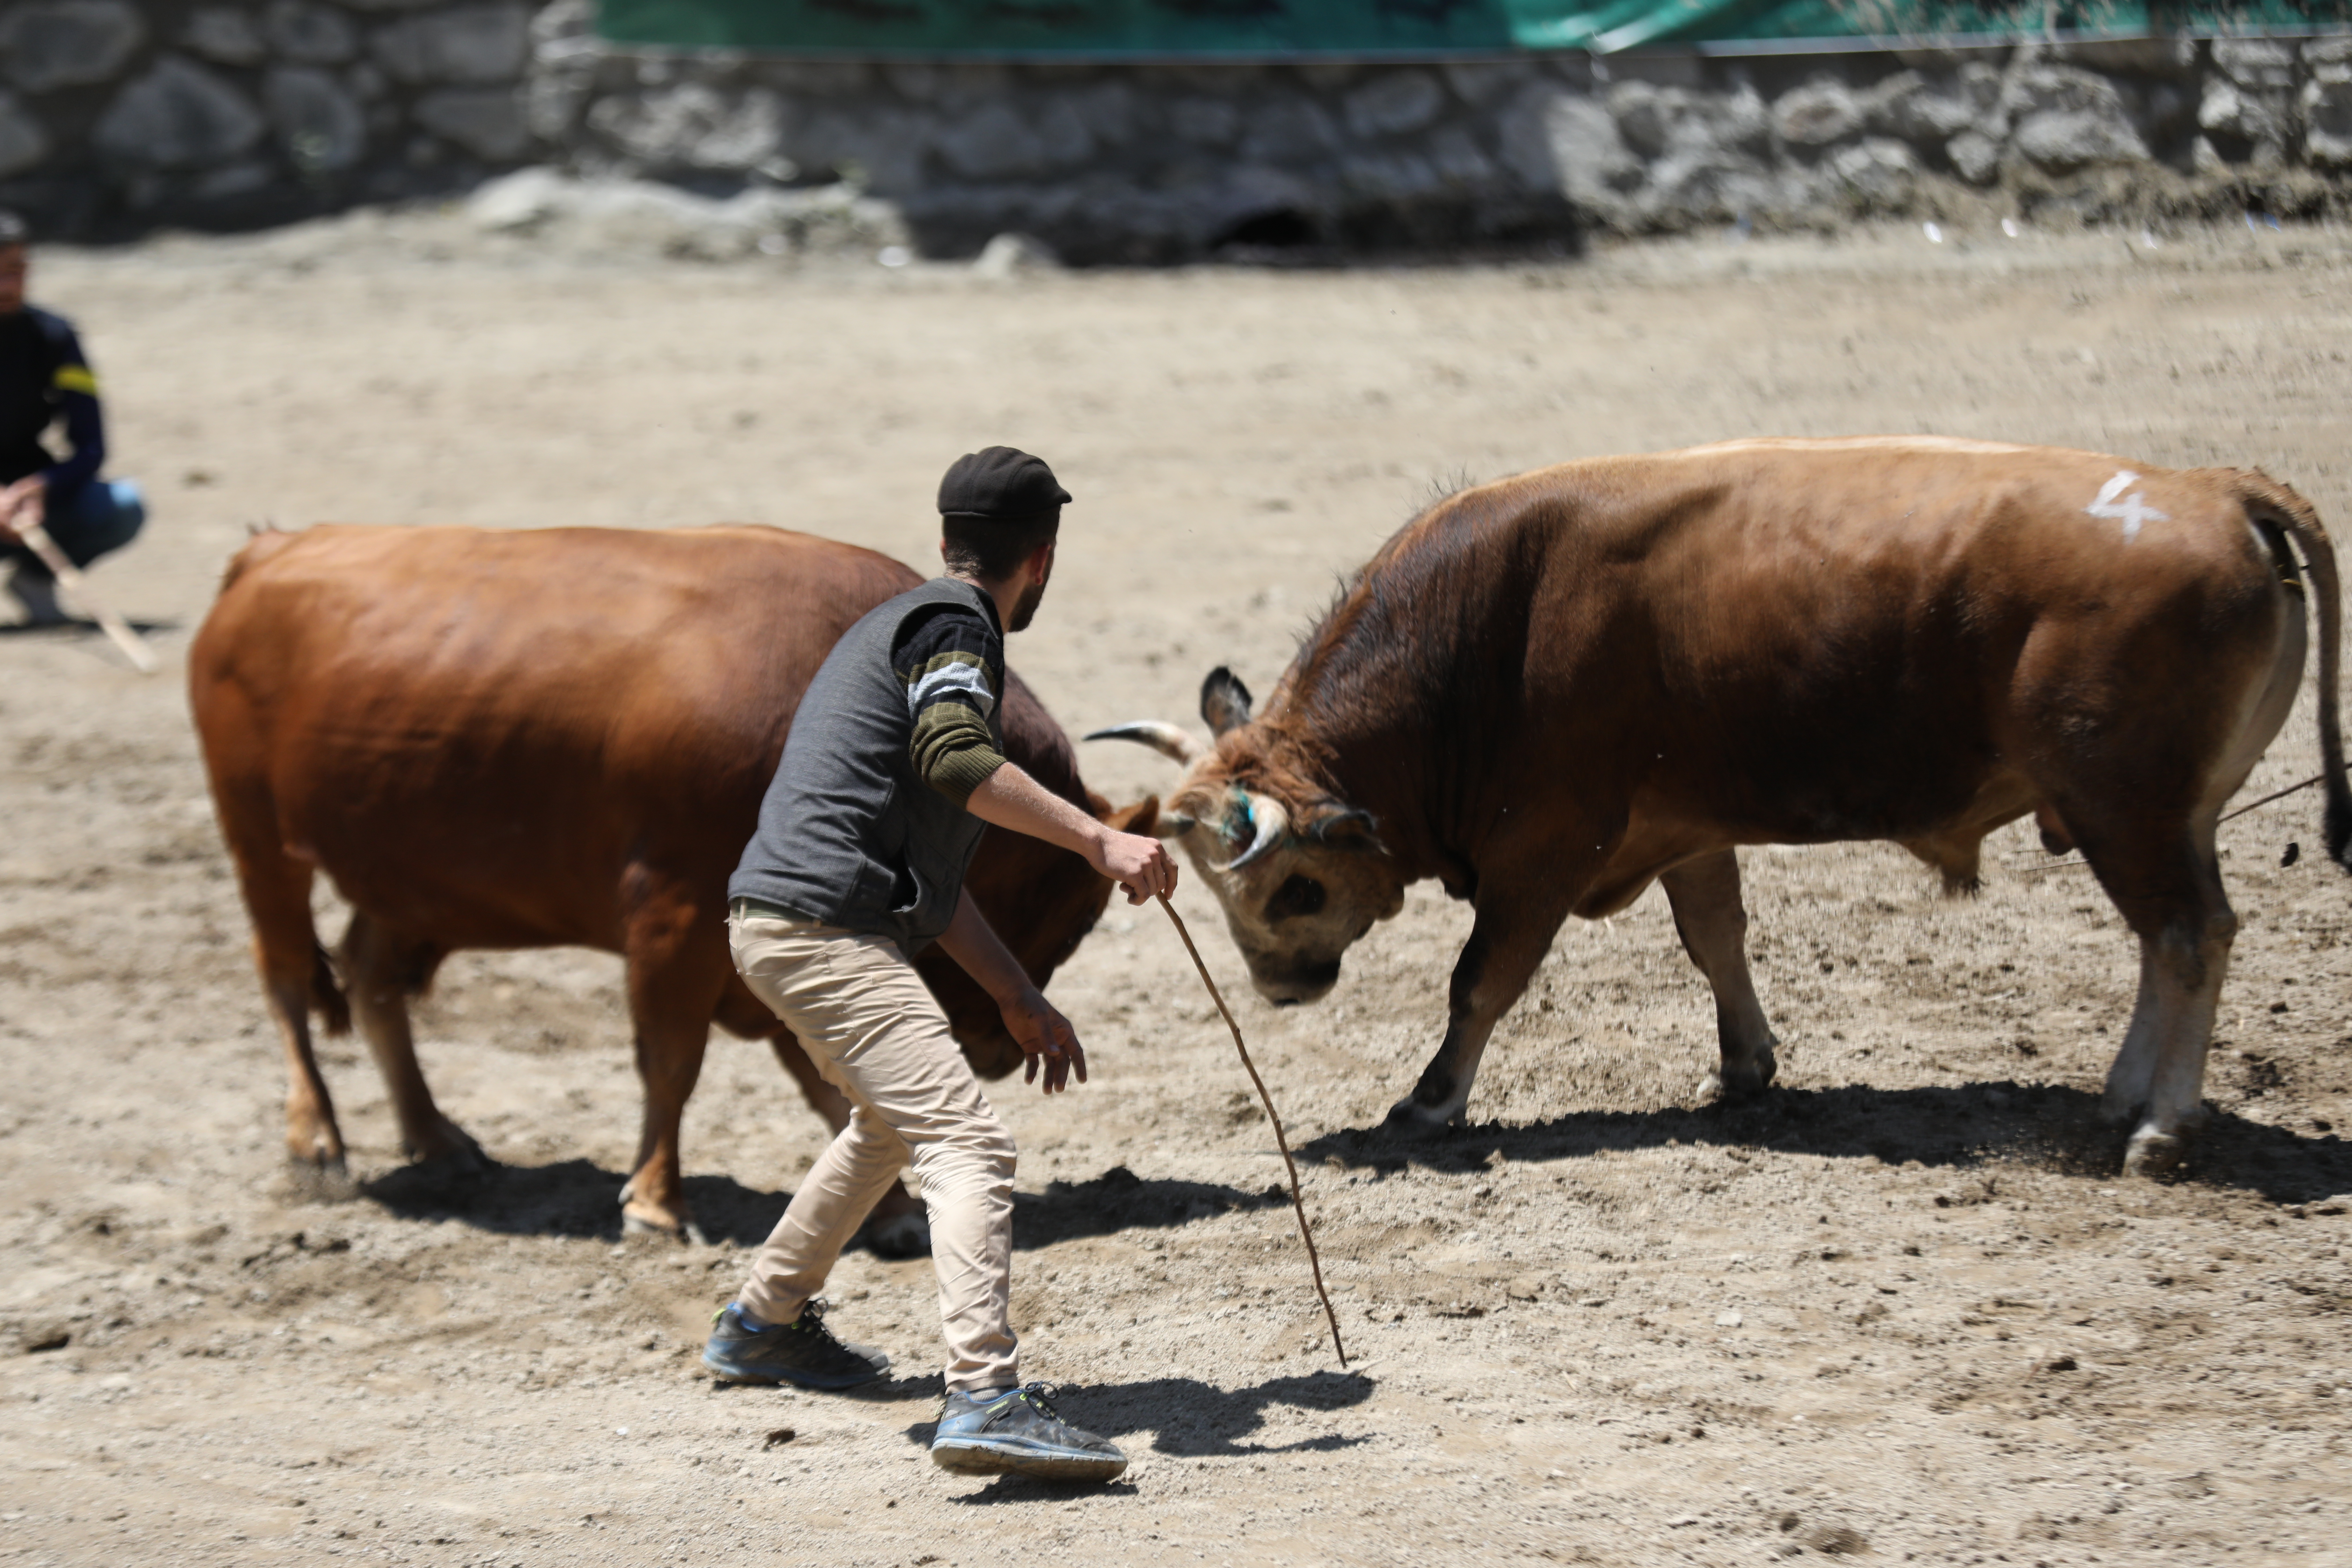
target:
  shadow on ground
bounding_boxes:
[1301,1082,2352,1206]
[0,616,175,639]
[893,1367,1377,1488]
[364,1158,1286,1248]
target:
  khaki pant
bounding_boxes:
[727,908,1019,1393]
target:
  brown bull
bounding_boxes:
[191,524,1151,1247]
[1095,439,2346,1177]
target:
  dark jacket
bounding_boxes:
[729,578,1005,953]
[0,306,103,500]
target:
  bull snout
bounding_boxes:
[1247,956,1341,1007]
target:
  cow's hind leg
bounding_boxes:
[2076,819,2235,1177]
[716,976,931,1258]
[2079,569,2298,1176]
[1661,851,1780,1101]
[266,930,349,1197]
[340,913,483,1180]
[617,877,729,1241]
[222,812,352,1196]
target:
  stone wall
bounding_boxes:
[6,0,2350,251]
[535,26,2352,261]
[0,0,537,233]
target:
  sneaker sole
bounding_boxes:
[930,1439,1128,1482]
[701,1351,883,1392]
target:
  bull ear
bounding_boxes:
[1308,805,1385,854]
[1200,666,1253,736]
[1105,796,1160,837]
[1152,810,1195,840]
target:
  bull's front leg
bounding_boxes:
[1385,902,1565,1134]
[1659,850,1780,1101]
[617,882,729,1242]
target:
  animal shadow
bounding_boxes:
[903,1367,1377,1494]
[0,615,175,639]
[1303,1081,2352,1205]
[363,1156,630,1239]
[364,1156,1284,1249]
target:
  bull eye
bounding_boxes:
[1267,874,1326,921]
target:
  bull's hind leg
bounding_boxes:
[218,802,352,1195]
[2080,822,2236,1177]
[1661,851,1780,1101]
[262,918,347,1195]
[339,914,483,1177]
[2077,559,2300,1176]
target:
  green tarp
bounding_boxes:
[597,0,2352,56]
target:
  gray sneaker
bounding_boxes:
[931,1383,1128,1482]
[701,1300,888,1391]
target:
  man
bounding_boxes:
[0,211,145,626]
[702,447,1175,1483]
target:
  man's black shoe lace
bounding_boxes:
[792,1299,850,1342]
[1003,1382,1069,1423]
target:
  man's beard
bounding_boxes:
[1008,577,1046,632]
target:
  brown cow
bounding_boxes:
[190,523,1152,1248]
[1094,439,2345,1177]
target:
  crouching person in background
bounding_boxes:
[0,211,145,626]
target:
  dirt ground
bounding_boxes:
[4,211,2351,1568]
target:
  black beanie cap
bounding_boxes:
[937,447,1071,525]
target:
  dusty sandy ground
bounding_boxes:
[3,212,2351,1568]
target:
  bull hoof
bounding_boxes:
[286,1153,357,1203]
[1382,1097,1458,1139]
[2123,1130,2186,1179]
[861,1212,932,1260]
[403,1118,488,1177]
[1702,1061,1775,1103]
[621,1208,688,1241]
[402,1146,493,1199]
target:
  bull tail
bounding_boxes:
[2235,471,2352,871]
[311,938,352,1036]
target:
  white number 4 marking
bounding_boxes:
[2087,469,2169,540]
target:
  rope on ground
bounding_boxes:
[1155,892,1349,1369]
[2017,767,2337,876]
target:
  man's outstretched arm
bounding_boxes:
[965,763,1175,905]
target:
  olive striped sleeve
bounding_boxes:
[896,606,1006,807]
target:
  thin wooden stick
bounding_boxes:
[16,522,156,673]
[1155,893,1348,1368]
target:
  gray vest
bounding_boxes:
[729,578,1003,953]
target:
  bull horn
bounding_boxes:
[1223,793,1288,871]
[1082,721,1203,765]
